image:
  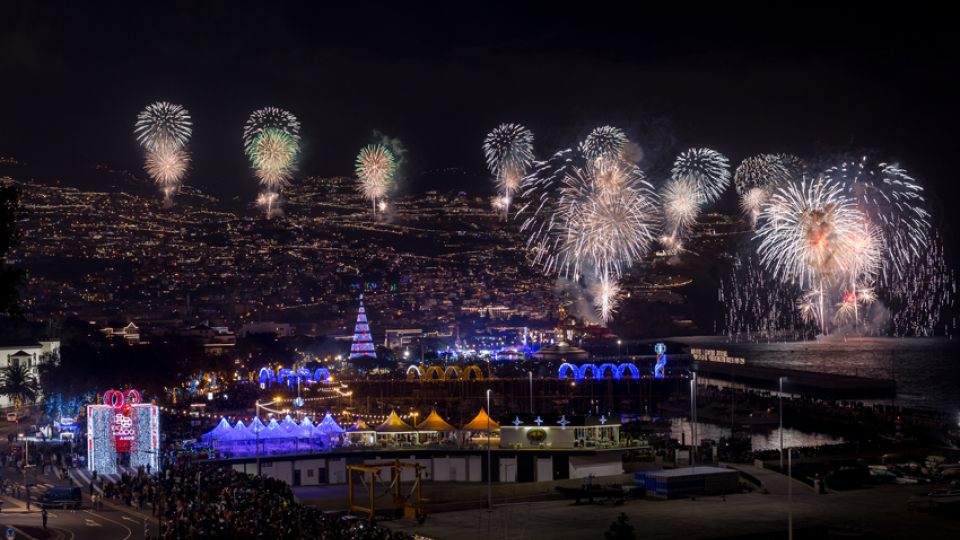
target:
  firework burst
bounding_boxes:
[135,102,192,152]
[556,159,659,280]
[827,157,929,284]
[243,107,300,155]
[661,176,700,249]
[484,124,534,216]
[144,148,190,187]
[734,154,794,226]
[355,144,396,217]
[582,126,628,164]
[671,148,731,204]
[755,177,874,333]
[250,128,298,189]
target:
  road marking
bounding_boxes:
[84,519,102,527]
[121,516,138,522]
[84,511,132,540]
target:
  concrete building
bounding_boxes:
[0,340,60,408]
[220,446,626,487]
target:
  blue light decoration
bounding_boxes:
[598,364,621,380]
[578,364,601,380]
[654,343,667,379]
[314,367,331,382]
[617,364,640,379]
[558,363,579,380]
[278,368,294,387]
[558,363,641,380]
[259,367,276,388]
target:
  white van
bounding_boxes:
[6,411,27,422]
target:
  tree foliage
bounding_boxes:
[0,362,41,406]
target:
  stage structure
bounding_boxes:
[88,389,159,475]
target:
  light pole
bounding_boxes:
[779,377,787,470]
[617,340,621,360]
[528,372,533,413]
[486,389,492,510]
[255,399,277,476]
[690,372,697,467]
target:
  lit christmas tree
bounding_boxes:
[349,294,376,359]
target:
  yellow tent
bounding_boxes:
[375,410,417,433]
[346,419,373,432]
[460,408,500,431]
[416,409,456,432]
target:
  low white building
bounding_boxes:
[0,340,60,408]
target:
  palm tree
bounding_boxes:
[0,362,41,434]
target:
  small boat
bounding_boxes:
[828,526,875,536]
[908,487,960,506]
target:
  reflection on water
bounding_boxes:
[669,336,960,412]
[665,417,845,451]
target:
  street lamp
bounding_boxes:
[779,377,787,470]
[255,399,278,476]
[486,389,492,510]
[617,340,621,360]
[690,371,697,467]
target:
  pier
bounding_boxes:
[693,359,896,398]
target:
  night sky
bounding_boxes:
[2,3,958,221]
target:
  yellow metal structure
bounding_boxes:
[346,461,428,525]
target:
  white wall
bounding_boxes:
[468,456,482,482]
[536,457,553,482]
[569,454,622,479]
[499,457,517,483]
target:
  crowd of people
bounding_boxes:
[102,461,420,540]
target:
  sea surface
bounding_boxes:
[670,336,960,414]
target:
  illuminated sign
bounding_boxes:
[690,348,745,365]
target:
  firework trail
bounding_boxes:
[671,148,731,204]
[590,275,622,324]
[136,102,192,201]
[256,192,279,217]
[660,176,700,250]
[135,102,192,152]
[582,126,629,164]
[484,124,534,217]
[355,144,396,217]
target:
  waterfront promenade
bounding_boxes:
[386,465,959,540]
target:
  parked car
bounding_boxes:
[36,486,82,509]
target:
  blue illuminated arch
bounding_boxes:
[558,363,580,380]
[277,368,294,387]
[296,368,313,384]
[617,363,640,379]
[258,368,276,387]
[598,363,621,380]
[579,364,600,380]
[314,368,332,382]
